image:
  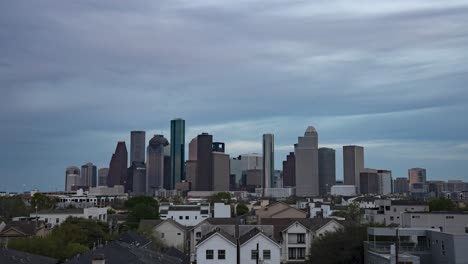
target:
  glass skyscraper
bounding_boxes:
[170,118,185,190]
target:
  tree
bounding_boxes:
[308,225,367,264]
[125,196,159,229]
[236,203,249,216]
[428,198,455,212]
[209,192,232,204]
[331,202,361,223]
[31,193,55,210]
[0,196,30,220]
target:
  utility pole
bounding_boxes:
[395,228,399,264]
[256,242,259,264]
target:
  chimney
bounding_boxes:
[92,254,105,264]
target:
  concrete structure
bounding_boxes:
[81,162,97,188]
[263,134,275,191]
[146,134,169,193]
[57,186,127,208]
[170,118,185,190]
[196,230,237,264]
[129,162,146,195]
[408,168,426,186]
[378,170,393,195]
[213,151,230,191]
[318,148,336,195]
[231,153,263,190]
[360,168,379,194]
[282,152,296,188]
[213,203,231,218]
[230,157,242,190]
[107,141,128,190]
[196,133,213,191]
[98,168,109,186]
[331,185,357,196]
[363,199,429,226]
[365,227,468,264]
[186,160,198,190]
[239,229,281,264]
[401,212,468,235]
[260,187,296,198]
[65,166,81,191]
[159,203,211,226]
[343,145,364,193]
[295,127,319,197]
[30,207,107,227]
[394,177,409,194]
[130,131,145,164]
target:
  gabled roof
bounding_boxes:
[117,231,151,247]
[258,202,307,218]
[0,248,58,264]
[140,218,187,232]
[0,222,43,237]
[260,218,344,242]
[195,228,237,248]
[238,228,280,248]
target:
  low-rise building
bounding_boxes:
[0,221,48,244]
[239,228,281,264]
[30,207,108,227]
[159,203,211,226]
[331,185,357,196]
[140,219,187,252]
[401,211,468,235]
[196,229,237,264]
[256,202,307,223]
[363,200,428,226]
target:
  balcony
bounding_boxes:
[365,241,430,254]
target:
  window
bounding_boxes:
[288,248,306,260]
[446,216,454,219]
[251,250,258,260]
[385,206,390,211]
[412,215,420,219]
[393,208,396,212]
[196,232,201,239]
[177,233,181,235]
[161,233,165,238]
[195,216,198,219]
[206,250,214,259]
[186,216,189,220]
[56,218,59,224]
[218,250,225,259]
[465,227,468,234]
[297,234,305,243]
[179,216,183,220]
[263,250,271,259]
[390,216,394,221]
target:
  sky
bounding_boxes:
[1,0,468,192]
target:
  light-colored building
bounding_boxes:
[256,202,307,223]
[401,212,468,235]
[363,199,429,226]
[343,145,364,194]
[259,187,296,198]
[295,127,319,197]
[65,166,81,191]
[159,203,211,226]
[378,170,392,195]
[239,229,281,264]
[98,168,109,187]
[30,207,107,227]
[213,203,231,218]
[408,168,426,186]
[196,230,237,264]
[140,219,187,252]
[331,185,357,196]
[213,152,230,192]
[81,162,97,188]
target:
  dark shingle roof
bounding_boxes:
[196,228,237,247]
[0,248,58,264]
[117,231,151,247]
[0,222,43,236]
[260,218,342,242]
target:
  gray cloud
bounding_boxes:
[1,0,467,191]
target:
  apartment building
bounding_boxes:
[363,200,428,226]
[401,211,468,235]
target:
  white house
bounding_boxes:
[30,207,108,227]
[195,229,237,264]
[140,219,187,252]
[239,229,281,264]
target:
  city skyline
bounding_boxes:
[1,1,468,191]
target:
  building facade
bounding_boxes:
[65,166,81,191]
[295,127,319,197]
[146,134,169,193]
[343,145,364,193]
[107,141,128,190]
[170,118,185,190]
[130,131,145,164]
[263,134,275,191]
[318,148,336,196]
[81,162,97,188]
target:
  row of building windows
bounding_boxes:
[251,249,271,260]
[206,249,225,259]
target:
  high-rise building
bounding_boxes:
[129,162,146,195]
[98,168,109,186]
[196,133,213,191]
[188,137,198,161]
[230,156,242,190]
[262,134,274,192]
[65,166,80,191]
[81,162,97,187]
[212,151,230,191]
[170,118,185,189]
[343,145,364,193]
[318,147,336,196]
[163,155,172,190]
[378,170,393,195]
[295,127,319,197]
[408,168,426,186]
[393,177,409,194]
[360,168,379,194]
[146,135,169,193]
[130,131,146,164]
[107,141,128,190]
[212,142,225,153]
[282,152,296,187]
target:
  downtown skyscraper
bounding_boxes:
[343,145,364,193]
[130,131,146,164]
[81,162,97,188]
[146,134,169,193]
[318,147,336,195]
[262,134,274,192]
[107,141,128,190]
[170,118,185,190]
[295,126,319,197]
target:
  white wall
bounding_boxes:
[214,203,231,218]
[196,234,236,264]
[240,234,280,264]
[161,210,207,226]
[154,221,185,251]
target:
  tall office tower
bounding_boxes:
[65,166,80,191]
[318,148,336,196]
[163,156,172,190]
[107,141,128,190]
[170,118,185,189]
[146,135,169,193]
[262,134,274,192]
[129,162,146,195]
[360,168,379,194]
[408,168,426,186]
[427,181,444,197]
[393,177,409,194]
[343,145,364,193]
[230,156,242,190]
[188,137,198,160]
[378,170,392,195]
[81,162,97,187]
[240,153,263,170]
[295,127,319,197]
[196,133,213,191]
[130,131,146,164]
[98,168,109,186]
[186,136,198,190]
[212,151,230,191]
[282,152,296,187]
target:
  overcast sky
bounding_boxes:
[1,0,468,192]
